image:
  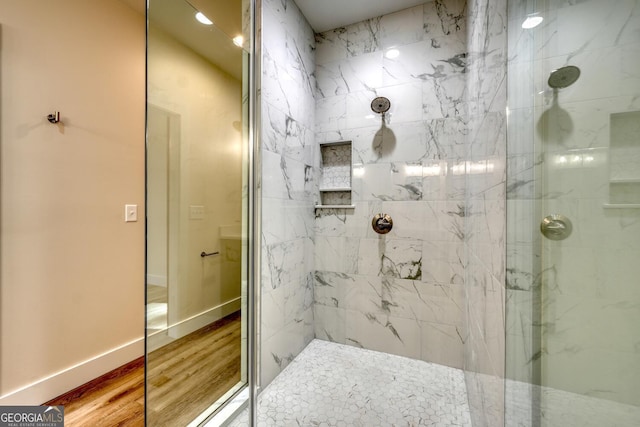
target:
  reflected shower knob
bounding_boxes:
[540,214,572,240]
[372,213,393,234]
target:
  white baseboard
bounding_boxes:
[169,298,241,340]
[146,274,167,286]
[0,336,144,406]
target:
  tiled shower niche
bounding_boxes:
[317,141,354,208]
[608,111,640,208]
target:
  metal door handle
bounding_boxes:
[200,251,219,257]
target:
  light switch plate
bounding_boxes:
[125,204,138,222]
[190,205,205,220]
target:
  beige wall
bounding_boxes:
[0,0,145,402]
[147,25,243,331]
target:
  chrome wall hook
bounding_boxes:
[47,111,60,124]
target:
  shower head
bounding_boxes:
[548,65,581,89]
[371,96,391,114]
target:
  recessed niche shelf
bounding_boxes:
[314,204,357,209]
[603,204,640,209]
[320,187,352,192]
[607,111,640,208]
[316,141,353,209]
[609,178,640,184]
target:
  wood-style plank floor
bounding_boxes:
[45,312,241,427]
[147,312,242,426]
[44,357,145,427]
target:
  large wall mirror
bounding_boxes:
[145,0,250,424]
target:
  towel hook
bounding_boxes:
[47,111,60,124]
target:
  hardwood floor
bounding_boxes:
[147,312,242,426]
[44,358,144,426]
[45,312,241,427]
[147,285,167,304]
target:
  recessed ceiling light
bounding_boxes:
[385,48,400,59]
[522,15,543,29]
[233,35,244,47]
[195,11,213,25]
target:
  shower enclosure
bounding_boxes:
[505,0,640,425]
[232,0,506,424]
[139,0,639,425]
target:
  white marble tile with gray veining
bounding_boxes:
[284,272,315,321]
[553,0,640,57]
[420,321,465,368]
[314,236,360,273]
[315,27,348,64]
[315,61,349,99]
[345,309,422,358]
[374,83,425,125]
[315,95,347,133]
[424,117,469,160]
[378,4,425,50]
[261,150,310,200]
[422,200,468,243]
[345,124,404,164]
[315,200,384,239]
[262,102,315,164]
[261,285,287,340]
[341,52,384,94]
[352,162,423,202]
[505,245,538,292]
[259,314,312,386]
[335,275,465,327]
[383,40,467,87]
[262,238,306,291]
[313,304,346,343]
[506,377,640,427]
[423,73,468,119]
[424,0,468,41]
[422,240,466,285]
[357,238,422,280]
[313,270,350,308]
[377,201,428,240]
[346,17,383,57]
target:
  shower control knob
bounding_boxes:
[372,213,393,234]
[540,214,572,240]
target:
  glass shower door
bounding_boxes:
[145,0,252,424]
[506,0,640,426]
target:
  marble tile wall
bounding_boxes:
[260,0,316,387]
[313,0,470,370]
[463,0,507,426]
[506,0,640,423]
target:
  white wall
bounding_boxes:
[0,0,145,404]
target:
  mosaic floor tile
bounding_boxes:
[229,339,471,426]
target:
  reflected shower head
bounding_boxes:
[371,96,391,114]
[548,65,581,89]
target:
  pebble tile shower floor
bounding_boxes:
[230,339,471,426]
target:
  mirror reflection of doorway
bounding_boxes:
[145,0,247,424]
[146,105,179,351]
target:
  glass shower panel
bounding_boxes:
[145,0,250,424]
[506,0,640,426]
